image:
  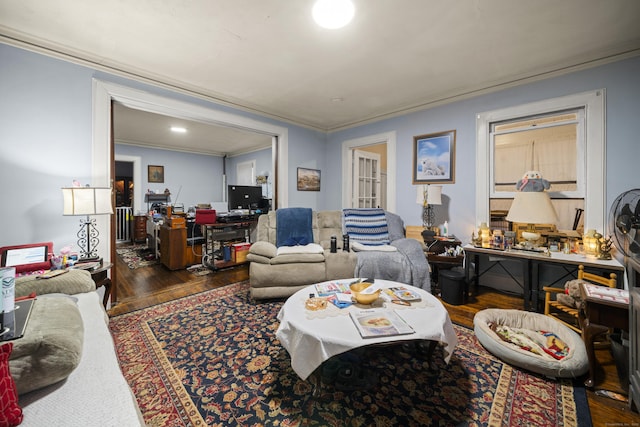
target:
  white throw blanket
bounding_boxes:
[276,243,324,256]
[18,292,144,426]
[351,241,397,252]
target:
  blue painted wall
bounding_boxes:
[1,41,638,259]
[326,56,640,240]
[0,43,325,251]
[115,144,224,211]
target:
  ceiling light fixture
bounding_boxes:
[170,126,187,133]
[312,0,355,29]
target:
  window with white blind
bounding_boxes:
[491,110,583,197]
[476,90,606,233]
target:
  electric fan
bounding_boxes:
[608,189,640,259]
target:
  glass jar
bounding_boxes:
[504,231,516,250]
[493,230,504,249]
[479,222,490,248]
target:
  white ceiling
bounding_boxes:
[112,103,273,156]
[2,0,639,155]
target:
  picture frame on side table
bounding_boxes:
[412,130,456,184]
[148,165,164,183]
[297,167,321,191]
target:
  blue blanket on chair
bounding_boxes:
[276,208,313,247]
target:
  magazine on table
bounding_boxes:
[314,281,351,296]
[350,308,415,338]
[388,286,421,302]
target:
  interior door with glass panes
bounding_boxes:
[353,149,381,208]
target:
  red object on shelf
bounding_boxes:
[195,209,216,225]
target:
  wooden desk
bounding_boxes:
[579,283,629,388]
[464,244,624,311]
[160,225,187,270]
[203,221,255,270]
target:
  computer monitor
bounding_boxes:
[227,185,263,211]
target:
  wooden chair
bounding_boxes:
[542,265,617,334]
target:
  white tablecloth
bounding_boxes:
[276,279,458,380]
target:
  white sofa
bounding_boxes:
[12,271,144,426]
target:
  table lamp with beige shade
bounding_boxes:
[62,186,113,260]
[416,184,442,240]
[506,191,558,249]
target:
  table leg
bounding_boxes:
[464,253,479,294]
[523,258,531,311]
[431,264,440,295]
[530,260,539,312]
[309,367,325,398]
[418,340,437,369]
[582,319,610,388]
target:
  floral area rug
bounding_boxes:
[109,281,592,427]
[115,243,159,269]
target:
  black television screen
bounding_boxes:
[227,185,263,211]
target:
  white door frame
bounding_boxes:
[342,131,396,212]
[92,79,289,213]
[114,155,142,214]
[353,149,381,208]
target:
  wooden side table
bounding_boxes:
[425,236,464,294]
[90,262,113,308]
[579,282,629,388]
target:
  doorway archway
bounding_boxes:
[92,79,289,303]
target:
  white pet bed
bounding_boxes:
[474,309,588,378]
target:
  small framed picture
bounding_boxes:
[148,165,164,183]
[297,167,321,191]
[412,130,456,184]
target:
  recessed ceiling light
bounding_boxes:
[170,126,187,133]
[312,0,355,29]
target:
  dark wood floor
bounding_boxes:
[109,252,638,425]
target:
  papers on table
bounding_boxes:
[350,308,414,338]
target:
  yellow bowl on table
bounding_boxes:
[350,282,381,305]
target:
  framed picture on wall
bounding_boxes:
[297,167,321,191]
[148,165,164,183]
[412,130,456,184]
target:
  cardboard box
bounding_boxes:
[167,216,186,228]
[231,243,251,262]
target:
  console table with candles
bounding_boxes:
[463,244,625,312]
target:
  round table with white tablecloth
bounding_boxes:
[275,279,458,380]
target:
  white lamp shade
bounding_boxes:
[62,187,113,216]
[416,185,442,205]
[506,191,558,224]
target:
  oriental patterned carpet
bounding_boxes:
[115,243,159,269]
[109,281,592,427]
